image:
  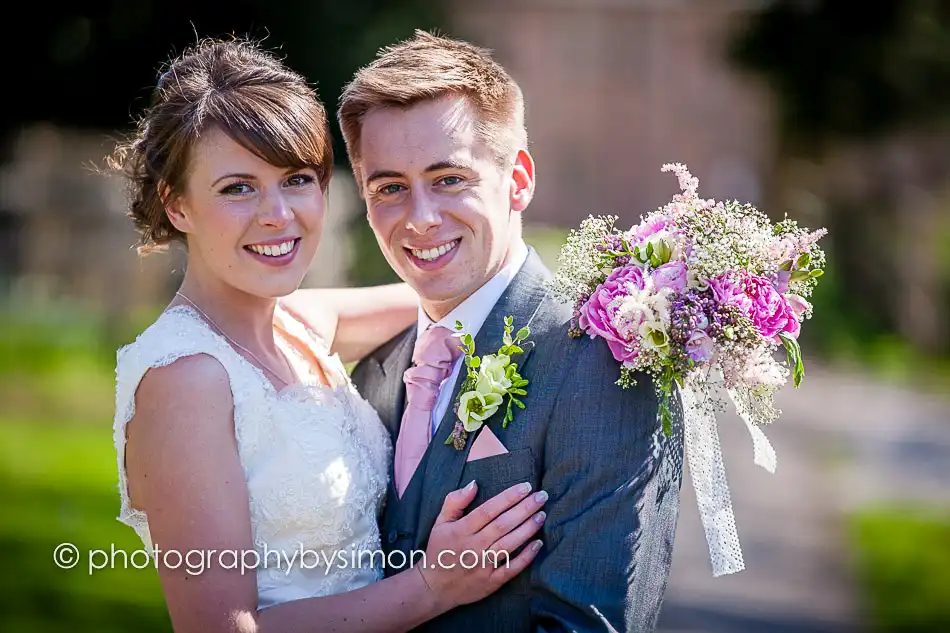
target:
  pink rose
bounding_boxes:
[742,274,801,340]
[652,261,688,293]
[579,265,645,363]
[785,293,811,318]
[708,273,753,316]
[632,217,670,240]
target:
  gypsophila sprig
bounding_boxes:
[446,316,532,450]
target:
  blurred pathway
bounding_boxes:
[657,363,950,633]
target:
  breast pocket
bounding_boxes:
[461,447,537,510]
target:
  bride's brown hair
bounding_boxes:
[108,37,333,254]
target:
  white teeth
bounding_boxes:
[410,240,458,262]
[249,240,295,257]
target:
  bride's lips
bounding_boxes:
[404,238,461,271]
[244,237,301,268]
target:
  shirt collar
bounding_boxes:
[416,239,530,340]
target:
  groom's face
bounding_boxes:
[358,95,533,319]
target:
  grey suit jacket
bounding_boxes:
[351,249,683,632]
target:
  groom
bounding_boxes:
[342,31,682,632]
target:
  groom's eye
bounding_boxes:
[379,183,406,196]
[437,175,463,186]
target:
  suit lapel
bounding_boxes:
[377,327,416,499]
[416,250,551,539]
[379,327,416,432]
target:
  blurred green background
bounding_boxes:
[1,1,949,632]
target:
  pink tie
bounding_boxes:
[393,326,463,498]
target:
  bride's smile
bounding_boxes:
[163,126,325,299]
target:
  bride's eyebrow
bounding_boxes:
[211,173,256,187]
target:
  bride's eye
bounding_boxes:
[220,182,253,195]
[286,173,315,187]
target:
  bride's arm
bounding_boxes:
[126,354,544,633]
[280,284,417,364]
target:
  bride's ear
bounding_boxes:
[509,148,535,213]
[160,184,193,234]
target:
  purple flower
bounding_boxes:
[578,265,645,363]
[686,330,714,362]
[742,274,801,340]
[652,261,688,293]
[773,270,791,294]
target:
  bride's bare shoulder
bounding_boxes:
[125,353,236,510]
[136,353,232,409]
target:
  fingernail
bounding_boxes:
[531,540,543,552]
[534,490,548,504]
[465,479,476,491]
[534,511,546,524]
[519,482,532,494]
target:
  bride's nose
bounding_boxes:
[257,191,294,228]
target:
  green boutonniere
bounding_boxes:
[447,316,531,450]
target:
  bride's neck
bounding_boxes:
[174,273,279,355]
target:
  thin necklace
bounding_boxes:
[174,291,293,388]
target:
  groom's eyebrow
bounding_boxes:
[365,170,404,185]
[424,160,470,172]
[365,161,473,186]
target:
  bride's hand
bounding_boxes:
[419,480,547,611]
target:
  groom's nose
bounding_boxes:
[405,191,442,234]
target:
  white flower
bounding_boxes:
[687,268,709,290]
[740,346,787,387]
[639,320,670,354]
[457,389,504,432]
[476,354,512,395]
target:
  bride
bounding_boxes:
[109,38,546,632]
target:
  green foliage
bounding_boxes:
[779,331,805,388]
[849,506,950,633]
[0,304,172,631]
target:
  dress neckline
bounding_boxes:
[165,304,346,399]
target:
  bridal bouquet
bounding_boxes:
[547,163,827,576]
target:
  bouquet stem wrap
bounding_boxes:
[680,372,777,577]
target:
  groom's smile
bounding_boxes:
[405,238,462,269]
[357,95,531,320]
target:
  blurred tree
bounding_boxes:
[1,0,437,287]
[729,0,950,358]
[2,0,444,164]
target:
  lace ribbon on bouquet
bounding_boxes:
[679,372,777,577]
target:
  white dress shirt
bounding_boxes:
[416,240,530,436]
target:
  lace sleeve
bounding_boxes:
[111,307,262,551]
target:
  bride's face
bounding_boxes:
[166,126,325,299]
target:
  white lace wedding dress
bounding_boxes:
[112,304,392,608]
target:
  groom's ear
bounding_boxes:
[509,148,535,213]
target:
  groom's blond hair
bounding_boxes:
[338,30,527,185]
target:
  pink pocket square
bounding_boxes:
[466,426,509,462]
